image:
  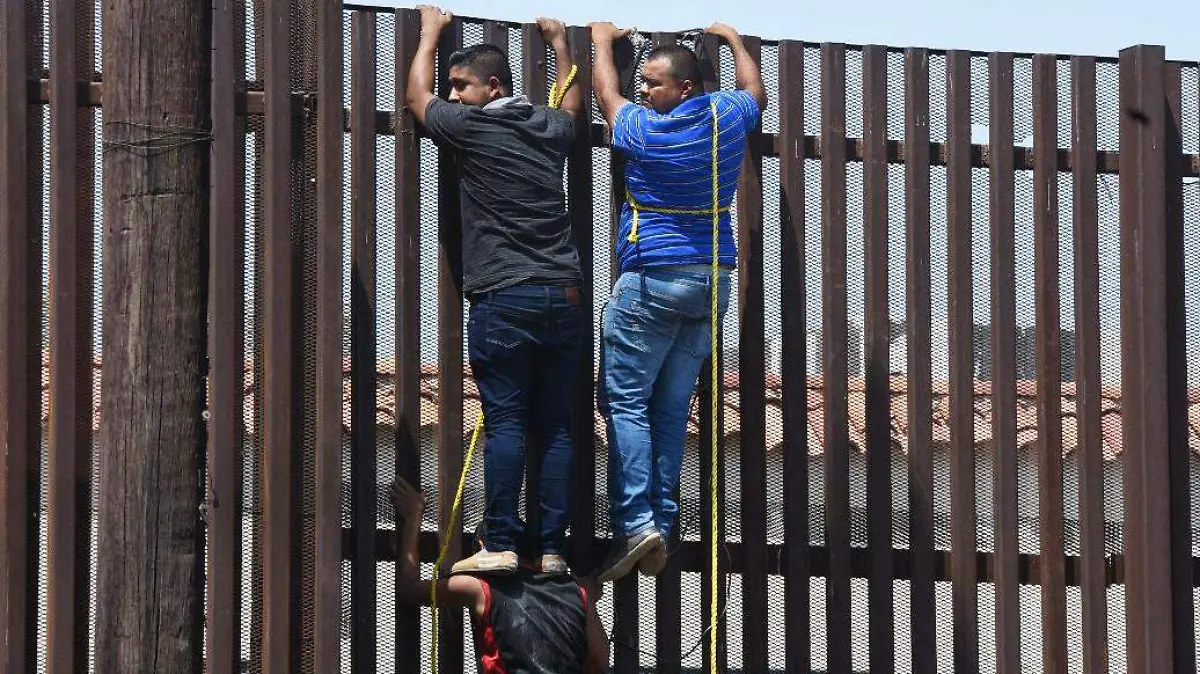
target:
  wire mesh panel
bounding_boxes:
[371,12,399,674]
[36,100,50,674]
[242,118,262,674]
[239,5,262,671]
[1181,61,1200,674]
[1094,57,1126,674]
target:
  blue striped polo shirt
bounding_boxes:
[611,89,761,273]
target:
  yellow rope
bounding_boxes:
[430,413,484,674]
[625,190,731,243]
[706,98,720,674]
[429,63,578,674]
[548,64,579,111]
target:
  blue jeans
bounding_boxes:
[598,267,731,538]
[467,284,583,555]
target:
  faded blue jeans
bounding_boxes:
[598,267,731,539]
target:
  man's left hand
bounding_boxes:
[416,4,453,35]
[704,22,740,42]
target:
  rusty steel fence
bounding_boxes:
[3,2,1200,673]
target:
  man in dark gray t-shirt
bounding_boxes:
[406,5,585,580]
[422,95,580,294]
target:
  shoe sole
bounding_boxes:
[597,533,662,583]
[638,546,667,577]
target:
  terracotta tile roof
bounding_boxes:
[37,355,1200,459]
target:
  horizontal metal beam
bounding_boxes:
[345,528,1184,588]
[30,78,1200,176]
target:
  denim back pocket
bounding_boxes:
[602,287,652,354]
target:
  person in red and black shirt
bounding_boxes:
[392,477,610,674]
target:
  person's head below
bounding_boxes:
[639,44,705,114]
[447,44,514,106]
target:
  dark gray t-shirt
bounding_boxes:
[423,96,582,295]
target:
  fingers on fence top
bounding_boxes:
[586,22,635,42]
[535,17,568,43]
[416,5,453,31]
[704,23,740,40]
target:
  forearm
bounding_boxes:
[725,33,766,107]
[591,40,624,123]
[396,516,424,602]
[405,33,439,107]
[549,38,582,115]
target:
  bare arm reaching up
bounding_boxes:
[587,21,635,128]
[706,22,767,111]
[392,476,485,615]
[405,5,453,127]
[536,18,582,119]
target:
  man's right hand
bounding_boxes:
[416,4,453,35]
[587,21,633,44]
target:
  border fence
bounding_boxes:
[2,2,1200,673]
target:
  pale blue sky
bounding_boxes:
[358,0,1200,60]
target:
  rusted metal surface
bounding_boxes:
[482,19,506,47]
[392,9,423,672]
[988,51,1021,674]
[31,78,1200,179]
[565,22,596,579]
[861,43,894,674]
[649,30,682,673]
[1162,59,1196,674]
[0,0,41,671]
[945,49,978,673]
[1032,52,1068,674]
[558,16,607,657]
[262,0,298,669]
[820,41,852,674]
[349,11,377,673]
[735,34,769,674]
[777,39,811,674]
[435,18,466,674]
[604,33,641,674]
[369,528,1138,583]
[1118,44,1182,674]
[314,3,346,672]
[206,0,243,669]
[903,46,936,674]
[694,31,730,673]
[1069,54,1108,674]
[47,0,97,669]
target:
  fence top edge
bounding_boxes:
[338,3,1200,65]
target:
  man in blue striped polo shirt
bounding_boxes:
[587,21,766,583]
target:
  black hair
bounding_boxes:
[646,44,704,93]
[447,43,514,95]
